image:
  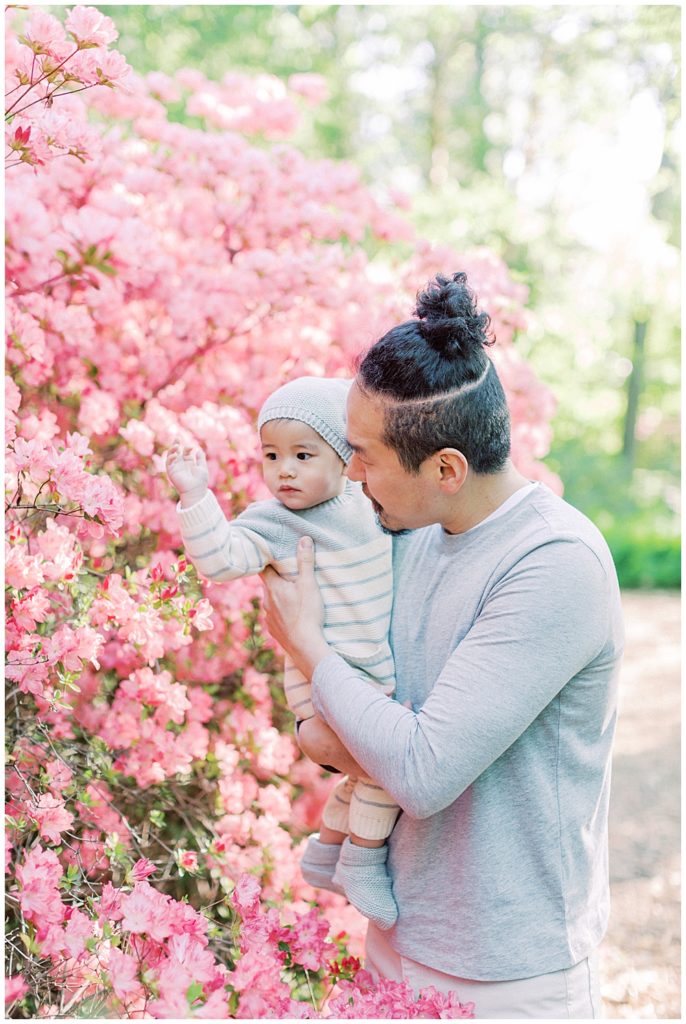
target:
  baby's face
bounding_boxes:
[260,419,346,510]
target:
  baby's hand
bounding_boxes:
[165,442,209,504]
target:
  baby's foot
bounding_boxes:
[333,838,398,930]
[300,833,344,895]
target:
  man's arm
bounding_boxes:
[311,539,613,817]
[263,536,614,819]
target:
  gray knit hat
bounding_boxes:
[257,376,353,464]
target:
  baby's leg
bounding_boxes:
[321,775,355,836]
[284,660,315,720]
[319,821,347,845]
[333,781,400,930]
[300,775,356,896]
[349,780,400,847]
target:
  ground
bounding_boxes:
[600,590,680,1019]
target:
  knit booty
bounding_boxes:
[300,833,344,895]
[333,837,398,930]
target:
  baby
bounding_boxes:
[165,376,399,929]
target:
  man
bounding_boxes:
[261,271,624,1018]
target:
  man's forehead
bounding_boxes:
[346,381,384,449]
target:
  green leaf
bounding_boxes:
[186,981,204,1005]
[20,930,40,956]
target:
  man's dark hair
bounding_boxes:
[356,271,511,474]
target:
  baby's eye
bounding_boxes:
[296,452,312,461]
[264,453,277,461]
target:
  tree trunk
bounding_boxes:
[622,318,648,468]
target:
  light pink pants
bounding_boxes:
[365,923,602,1019]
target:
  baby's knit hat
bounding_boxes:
[257,376,353,465]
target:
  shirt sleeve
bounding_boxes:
[311,538,613,819]
[176,489,278,582]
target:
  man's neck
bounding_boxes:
[442,462,531,535]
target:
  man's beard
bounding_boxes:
[364,486,412,536]
[375,512,411,537]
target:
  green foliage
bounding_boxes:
[603,526,680,590]
[546,440,680,590]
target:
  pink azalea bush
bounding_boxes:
[5,6,557,1017]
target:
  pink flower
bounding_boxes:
[177,850,199,872]
[65,6,118,47]
[44,623,101,673]
[30,794,74,844]
[95,49,131,84]
[108,948,141,999]
[11,587,51,631]
[22,11,66,51]
[10,436,49,475]
[19,408,59,443]
[63,908,93,958]
[120,418,155,456]
[5,543,45,590]
[5,645,49,698]
[416,986,476,1019]
[78,390,120,437]
[4,974,28,1005]
[16,846,65,926]
[288,73,329,106]
[256,783,291,820]
[192,988,230,1018]
[34,518,83,582]
[231,874,261,919]
[187,597,214,631]
[96,881,124,922]
[120,881,176,942]
[45,758,74,794]
[130,857,157,881]
[65,432,93,457]
[287,906,336,971]
[5,375,21,442]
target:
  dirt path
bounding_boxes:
[600,590,680,1019]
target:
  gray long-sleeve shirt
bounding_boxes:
[312,484,624,980]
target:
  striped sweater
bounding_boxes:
[176,480,395,713]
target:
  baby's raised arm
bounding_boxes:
[165,442,209,509]
[165,442,274,582]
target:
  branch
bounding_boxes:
[5,45,81,116]
[9,268,81,298]
[9,79,100,119]
[12,763,39,802]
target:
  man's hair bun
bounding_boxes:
[414,271,493,358]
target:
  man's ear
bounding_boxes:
[431,448,468,494]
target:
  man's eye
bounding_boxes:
[296,453,312,460]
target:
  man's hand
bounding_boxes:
[260,536,331,679]
[165,442,209,507]
[297,716,366,777]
